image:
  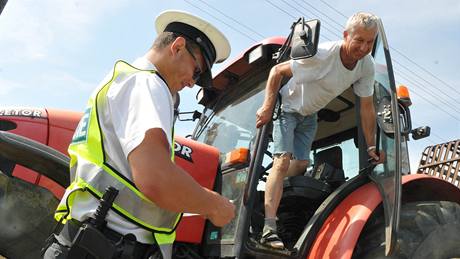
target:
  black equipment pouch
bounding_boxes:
[69,223,116,259]
[68,186,120,259]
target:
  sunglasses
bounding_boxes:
[185,44,203,82]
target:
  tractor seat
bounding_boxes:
[283,175,332,201]
[283,146,345,201]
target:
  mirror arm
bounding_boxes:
[177,110,202,122]
[399,102,412,136]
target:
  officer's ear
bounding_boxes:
[170,36,187,56]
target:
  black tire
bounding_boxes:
[353,201,460,259]
[0,171,59,259]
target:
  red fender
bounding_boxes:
[0,108,80,198]
[307,174,460,259]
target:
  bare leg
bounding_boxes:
[264,158,308,218]
[261,153,291,249]
[264,153,291,218]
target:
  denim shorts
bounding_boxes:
[273,111,318,161]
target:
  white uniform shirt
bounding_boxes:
[280,40,375,116]
[70,57,174,244]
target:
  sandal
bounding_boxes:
[260,230,285,249]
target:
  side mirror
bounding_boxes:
[274,18,321,63]
[291,18,321,60]
[411,126,430,140]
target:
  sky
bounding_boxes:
[1,0,459,171]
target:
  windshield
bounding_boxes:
[195,81,266,161]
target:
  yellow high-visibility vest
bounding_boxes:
[55,60,181,245]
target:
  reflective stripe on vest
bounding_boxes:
[55,60,181,237]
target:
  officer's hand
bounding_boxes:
[368,149,385,164]
[256,106,271,128]
[207,194,235,227]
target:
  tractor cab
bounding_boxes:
[1,14,458,258]
[189,18,420,258]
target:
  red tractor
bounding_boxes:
[1,18,460,259]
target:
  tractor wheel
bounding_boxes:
[0,171,58,259]
[353,201,460,259]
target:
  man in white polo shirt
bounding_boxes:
[256,12,385,249]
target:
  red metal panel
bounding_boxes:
[308,181,381,259]
[46,108,82,155]
[1,108,49,185]
[174,135,220,243]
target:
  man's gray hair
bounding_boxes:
[345,12,379,35]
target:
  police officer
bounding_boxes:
[43,10,235,259]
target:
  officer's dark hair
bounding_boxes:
[152,32,200,52]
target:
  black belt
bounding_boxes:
[60,219,154,259]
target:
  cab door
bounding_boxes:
[365,19,404,256]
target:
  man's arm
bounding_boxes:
[128,128,235,227]
[255,60,293,128]
[360,96,384,163]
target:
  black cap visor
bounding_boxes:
[164,22,216,88]
[196,53,212,88]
